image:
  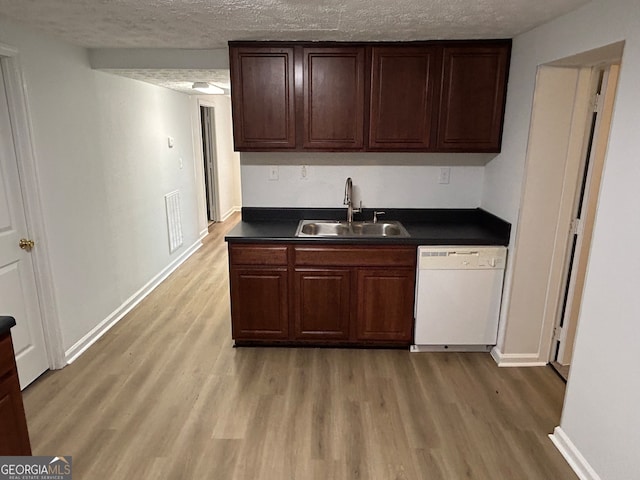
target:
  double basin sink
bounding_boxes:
[295,219,410,238]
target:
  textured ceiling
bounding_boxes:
[0,0,591,93]
[0,0,591,48]
[102,69,231,95]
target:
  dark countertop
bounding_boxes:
[225,208,510,246]
[0,316,16,336]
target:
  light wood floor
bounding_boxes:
[23,214,577,479]
[551,361,570,382]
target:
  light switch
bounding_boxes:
[168,136,175,148]
[269,165,279,181]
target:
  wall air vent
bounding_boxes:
[165,190,183,254]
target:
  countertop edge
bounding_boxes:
[225,236,509,246]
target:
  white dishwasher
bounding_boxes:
[412,246,507,352]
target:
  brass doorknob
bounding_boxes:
[19,238,35,252]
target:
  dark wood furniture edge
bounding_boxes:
[0,316,17,336]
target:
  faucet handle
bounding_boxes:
[354,201,362,213]
[373,211,385,223]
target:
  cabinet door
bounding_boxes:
[369,47,440,150]
[230,267,289,340]
[436,43,510,152]
[230,46,296,150]
[303,47,366,149]
[293,268,351,340]
[356,268,415,343]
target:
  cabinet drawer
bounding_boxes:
[294,246,416,267]
[229,244,288,265]
[0,334,15,378]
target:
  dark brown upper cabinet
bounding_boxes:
[436,43,510,152]
[369,46,440,150]
[228,40,511,153]
[303,47,366,150]
[229,46,296,150]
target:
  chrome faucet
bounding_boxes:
[373,211,385,223]
[343,177,361,223]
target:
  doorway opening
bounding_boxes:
[550,64,620,381]
[495,41,623,370]
[200,106,219,224]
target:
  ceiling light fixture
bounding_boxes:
[192,82,224,94]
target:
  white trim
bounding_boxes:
[65,238,203,364]
[549,427,601,480]
[190,97,209,233]
[220,206,241,222]
[201,102,221,222]
[0,43,66,369]
[198,216,210,243]
[411,345,492,353]
[196,98,222,222]
[490,347,548,367]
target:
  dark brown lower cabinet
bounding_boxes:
[228,243,416,346]
[293,268,351,340]
[0,332,32,455]
[230,267,289,340]
[356,268,415,342]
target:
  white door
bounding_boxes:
[0,64,48,388]
[552,65,620,369]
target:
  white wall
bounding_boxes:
[0,18,201,354]
[482,0,640,478]
[241,154,489,208]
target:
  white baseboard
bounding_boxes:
[411,345,492,352]
[490,347,548,367]
[220,206,241,222]
[549,427,601,480]
[65,239,203,364]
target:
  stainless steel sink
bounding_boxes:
[295,220,410,238]
[350,222,408,236]
[298,221,351,236]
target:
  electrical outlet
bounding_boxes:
[438,167,451,184]
[269,165,279,181]
[301,165,308,180]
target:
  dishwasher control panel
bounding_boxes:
[418,247,506,270]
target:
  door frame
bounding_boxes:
[200,104,220,223]
[0,42,65,369]
[196,99,221,223]
[550,64,620,366]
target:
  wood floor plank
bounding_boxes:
[21,213,578,479]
